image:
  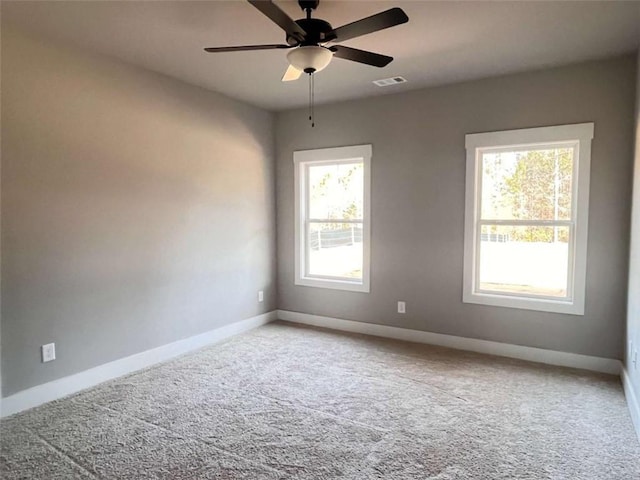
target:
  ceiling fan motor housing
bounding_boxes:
[287,18,333,46]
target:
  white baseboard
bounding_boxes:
[277,310,622,375]
[1,311,277,418]
[622,367,640,441]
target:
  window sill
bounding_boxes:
[463,291,584,315]
[295,277,370,293]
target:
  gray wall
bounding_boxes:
[276,55,637,359]
[627,50,640,404]
[1,27,276,396]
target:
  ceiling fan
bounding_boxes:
[204,0,409,82]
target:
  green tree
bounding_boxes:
[310,164,362,230]
[501,149,572,242]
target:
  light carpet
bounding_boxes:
[1,321,639,479]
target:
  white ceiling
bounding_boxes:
[3,1,640,111]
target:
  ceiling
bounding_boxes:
[3,1,640,111]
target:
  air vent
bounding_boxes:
[373,76,407,87]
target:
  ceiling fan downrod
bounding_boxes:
[299,0,319,20]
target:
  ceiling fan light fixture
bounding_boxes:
[287,46,333,74]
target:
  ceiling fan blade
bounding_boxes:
[204,44,294,53]
[329,45,393,67]
[325,8,408,43]
[282,64,303,82]
[248,0,307,43]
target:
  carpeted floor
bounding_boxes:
[1,321,639,479]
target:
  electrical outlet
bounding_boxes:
[258,290,264,302]
[42,343,56,363]
[397,301,406,314]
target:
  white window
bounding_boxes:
[463,123,594,315]
[294,145,371,292]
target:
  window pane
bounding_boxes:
[481,148,573,221]
[308,163,364,220]
[308,222,363,279]
[478,225,569,297]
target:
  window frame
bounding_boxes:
[294,145,372,292]
[463,123,594,315]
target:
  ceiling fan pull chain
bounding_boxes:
[308,73,311,124]
[308,72,315,128]
[311,73,315,127]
